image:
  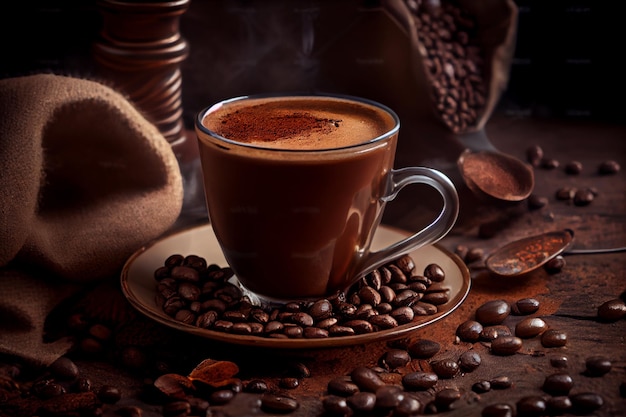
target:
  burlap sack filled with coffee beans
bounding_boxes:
[384,0,517,133]
[0,74,184,366]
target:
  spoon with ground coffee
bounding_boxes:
[456,130,534,202]
[485,229,626,277]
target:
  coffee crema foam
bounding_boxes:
[202,97,396,150]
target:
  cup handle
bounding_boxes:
[356,167,459,278]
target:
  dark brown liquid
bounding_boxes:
[197,96,398,299]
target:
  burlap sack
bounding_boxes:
[384,0,518,134]
[0,73,184,365]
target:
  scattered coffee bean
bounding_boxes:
[598,160,620,175]
[97,385,121,404]
[475,300,511,325]
[515,317,547,338]
[516,395,546,417]
[541,158,560,169]
[490,375,513,390]
[526,145,544,167]
[527,194,548,210]
[550,355,568,368]
[490,336,522,356]
[48,356,79,381]
[597,298,626,322]
[542,372,573,395]
[555,187,576,201]
[546,396,571,415]
[350,367,385,393]
[260,393,299,414]
[245,379,269,393]
[375,385,404,410]
[402,371,438,391]
[458,350,481,372]
[434,387,461,410]
[430,358,459,379]
[464,247,484,264]
[573,188,594,206]
[564,160,583,175]
[279,377,300,390]
[322,395,353,416]
[456,320,483,342]
[585,356,612,376]
[511,298,540,315]
[472,380,491,393]
[544,255,565,274]
[407,339,440,359]
[541,329,568,348]
[347,391,377,413]
[327,377,359,397]
[380,349,411,370]
[569,392,604,413]
[210,389,235,404]
[479,325,512,342]
[394,395,422,417]
[482,403,514,417]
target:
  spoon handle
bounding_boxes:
[566,246,626,255]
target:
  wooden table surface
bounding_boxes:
[1,111,625,417]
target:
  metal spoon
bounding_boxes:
[456,130,534,202]
[485,229,626,277]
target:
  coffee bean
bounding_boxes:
[490,336,522,355]
[526,145,544,167]
[456,320,483,342]
[327,376,359,397]
[210,389,234,404]
[308,299,333,320]
[516,396,546,417]
[475,300,511,325]
[598,160,620,175]
[550,355,568,368]
[479,325,512,342]
[48,356,79,381]
[573,188,594,206]
[464,247,484,264]
[458,350,481,372]
[260,393,299,414]
[117,405,144,417]
[97,385,121,404]
[527,194,548,210]
[597,298,626,322]
[32,379,66,399]
[322,395,353,416]
[564,160,583,175]
[569,392,604,414]
[245,379,268,393]
[555,187,576,201]
[347,391,377,413]
[542,373,573,395]
[279,377,300,390]
[394,395,422,417]
[546,396,571,414]
[424,263,445,282]
[541,329,567,348]
[472,380,491,393]
[380,349,411,370]
[434,387,461,410]
[375,385,405,409]
[407,339,441,359]
[482,403,514,417]
[545,255,566,274]
[391,306,415,324]
[402,371,438,391]
[430,358,459,379]
[541,158,560,169]
[370,314,399,330]
[490,375,513,390]
[515,317,547,338]
[350,367,385,393]
[585,356,611,376]
[511,298,540,315]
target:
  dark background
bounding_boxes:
[1,0,622,129]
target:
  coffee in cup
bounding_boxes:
[195,94,458,305]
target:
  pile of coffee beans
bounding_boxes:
[154,254,449,339]
[405,0,486,133]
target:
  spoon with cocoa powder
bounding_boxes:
[456,130,534,202]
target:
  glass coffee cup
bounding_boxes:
[195,93,459,306]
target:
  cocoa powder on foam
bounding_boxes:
[216,108,337,143]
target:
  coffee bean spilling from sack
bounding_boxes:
[407,0,486,133]
[154,254,449,338]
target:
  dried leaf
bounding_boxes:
[187,358,239,387]
[154,373,194,399]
